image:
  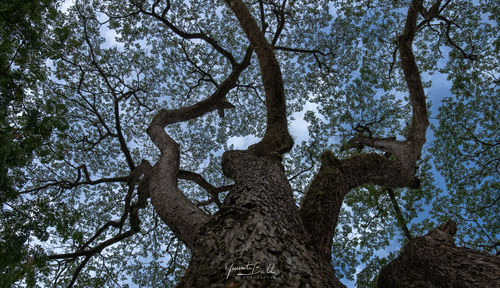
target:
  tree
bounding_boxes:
[2,0,498,287]
[0,1,69,286]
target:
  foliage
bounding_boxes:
[430,0,499,252]
[0,1,70,286]
[1,0,497,287]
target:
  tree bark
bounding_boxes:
[177,151,345,288]
[377,221,500,288]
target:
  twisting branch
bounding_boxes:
[145,40,252,249]
[397,0,429,156]
[346,0,429,165]
[300,0,429,261]
[225,0,294,155]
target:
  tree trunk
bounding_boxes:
[377,221,500,288]
[176,151,345,288]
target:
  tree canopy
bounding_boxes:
[1,0,498,287]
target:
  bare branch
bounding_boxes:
[20,172,128,194]
[273,45,335,72]
[48,160,151,265]
[271,0,287,46]
[67,256,91,288]
[113,98,136,170]
[79,11,136,170]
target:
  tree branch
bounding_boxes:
[225,0,293,155]
[378,221,500,287]
[346,0,429,165]
[80,11,136,170]
[67,255,91,288]
[48,160,152,288]
[300,0,429,261]
[387,188,413,241]
[20,172,129,194]
[50,162,150,260]
[300,151,420,261]
[145,43,252,249]
[178,169,233,208]
[134,0,237,67]
[114,97,136,170]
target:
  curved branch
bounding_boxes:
[147,117,210,250]
[300,0,429,260]
[145,45,252,249]
[178,169,233,207]
[300,151,420,261]
[347,0,429,166]
[398,0,429,153]
[225,0,293,155]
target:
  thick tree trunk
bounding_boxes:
[377,221,500,288]
[176,151,345,288]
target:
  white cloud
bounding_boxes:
[226,135,260,150]
[289,101,318,143]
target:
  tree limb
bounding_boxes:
[300,0,429,260]
[145,43,252,249]
[387,188,413,241]
[377,220,500,287]
[225,0,293,155]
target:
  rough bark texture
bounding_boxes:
[177,151,345,288]
[378,221,500,288]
